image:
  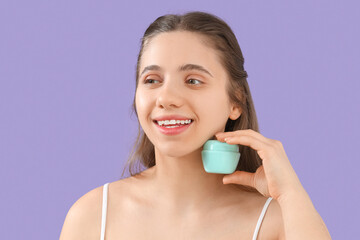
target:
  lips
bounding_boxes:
[153,119,193,135]
[153,119,193,125]
[153,114,194,121]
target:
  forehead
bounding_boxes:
[140,31,224,76]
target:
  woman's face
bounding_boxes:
[135,31,241,157]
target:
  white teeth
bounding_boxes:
[157,119,192,126]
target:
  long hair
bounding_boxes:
[120,11,262,191]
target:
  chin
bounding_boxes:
[155,144,200,158]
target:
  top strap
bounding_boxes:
[252,197,273,240]
[100,183,109,240]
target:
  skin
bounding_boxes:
[59,30,331,239]
[134,30,244,213]
[216,130,332,239]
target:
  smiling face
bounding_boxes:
[135,31,241,157]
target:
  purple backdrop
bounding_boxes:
[1,0,358,239]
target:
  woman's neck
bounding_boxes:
[141,146,242,215]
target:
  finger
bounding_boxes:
[224,134,270,153]
[216,129,271,144]
[223,171,255,188]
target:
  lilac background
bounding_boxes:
[0,0,359,239]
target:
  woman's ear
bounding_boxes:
[229,105,242,120]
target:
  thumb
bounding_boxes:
[223,171,255,188]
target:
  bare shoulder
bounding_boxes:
[257,196,285,240]
[59,184,105,240]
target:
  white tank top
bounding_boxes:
[100,182,273,240]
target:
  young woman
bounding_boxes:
[60,11,331,240]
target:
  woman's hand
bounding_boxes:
[215,129,304,201]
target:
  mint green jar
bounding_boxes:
[201,140,240,174]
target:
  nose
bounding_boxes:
[156,79,184,110]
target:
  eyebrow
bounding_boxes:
[139,64,214,78]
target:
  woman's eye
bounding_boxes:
[144,79,159,84]
[187,79,202,85]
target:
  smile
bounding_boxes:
[153,120,193,135]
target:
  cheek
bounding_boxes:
[135,91,149,121]
[195,94,230,128]
[200,92,230,116]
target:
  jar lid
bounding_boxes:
[202,140,239,153]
